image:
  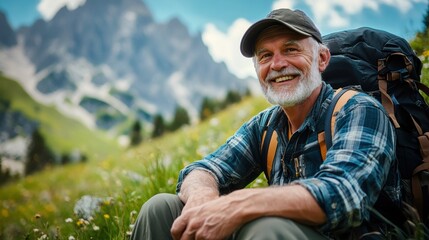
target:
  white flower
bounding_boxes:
[65,218,73,223]
[38,234,48,240]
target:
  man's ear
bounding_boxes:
[318,47,331,72]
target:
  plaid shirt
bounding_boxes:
[176,83,400,233]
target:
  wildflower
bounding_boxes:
[103,200,110,206]
[167,178,175,185]
[93,225,100,231]
[33,228,40,233]
[65,218,73,223]
[68,236,75,240]
[38,234,48,240]
[104,214,110,219]
[1,209,9,218]
[76,218,85,227]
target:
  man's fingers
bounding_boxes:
[171,216,187,240]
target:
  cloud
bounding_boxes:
[303,0,426,29]
[272,0,296,10]
[37,0,86,21]
[202,19,256,79]
[202,0,427,82]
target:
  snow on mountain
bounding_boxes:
[0,0,251,132]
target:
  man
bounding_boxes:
[131,8,400,239]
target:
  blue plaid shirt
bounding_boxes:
[176,83,400,233]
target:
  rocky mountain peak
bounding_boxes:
[0,0,250,131]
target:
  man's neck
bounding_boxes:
[282,85,322,134]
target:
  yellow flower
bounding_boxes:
[423,50,429,57]
[1,209,9,218]
[103,199,111,206]
[104,214,110,219]
[76,218,85,227]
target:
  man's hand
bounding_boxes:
[171,195,240,240]
[171,182,327,240]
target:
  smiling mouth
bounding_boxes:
[272,75,297,83]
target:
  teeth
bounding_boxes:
[274,76,294,83]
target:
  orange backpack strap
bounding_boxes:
[261,112,279,181]
[262,88,359,181]
[322,88,359,160]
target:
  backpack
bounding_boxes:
[261,27,429,231]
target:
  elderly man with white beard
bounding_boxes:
[131,8,398,240]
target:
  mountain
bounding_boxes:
[0,0,251,132]
[0,11,16,47]
[0,75,120,165]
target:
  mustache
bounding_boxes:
[265,68,302,82]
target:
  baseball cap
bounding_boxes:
[240,8,322,57]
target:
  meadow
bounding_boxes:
[1,52,428,240]
[0,94,270,239]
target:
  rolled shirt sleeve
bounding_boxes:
[176,109,272,194]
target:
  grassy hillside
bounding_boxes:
[0,51,426,239]
[0,93,271,239]
[0,75,120,160]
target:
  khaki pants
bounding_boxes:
[130,193,327,240]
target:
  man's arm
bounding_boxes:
[231,185,327,226]
[179,169,326,224]
[178,169,220,209]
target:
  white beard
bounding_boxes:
[261,56,322,107]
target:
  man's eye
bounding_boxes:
[258,53,271,62]
[285,48,298,53]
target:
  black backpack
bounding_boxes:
[321,27,429,230]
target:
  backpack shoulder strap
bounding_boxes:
[261,88,359,181]
[261,111,279,181]
[323,88,359,153]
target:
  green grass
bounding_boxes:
[0,53,427,239]
[0,75,120,160]
[0,93,271,239]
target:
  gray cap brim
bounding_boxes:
[240,19,312,58]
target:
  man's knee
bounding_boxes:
[235,217,326,240]
[139,193,183,218]
[131,193,183,240]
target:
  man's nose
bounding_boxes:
[270,54,289,71]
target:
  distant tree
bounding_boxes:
[130,120,143,146]
[223,90,242,107]
[152,114,166,138]
[25,128,54,175]
[424,1,429,33]
[244,87,252,97]
[200,97,222,121]
[169,106,190,131]
[0,159,10,185]
[61,153,70,165]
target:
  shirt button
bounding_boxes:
[331,203,337,209]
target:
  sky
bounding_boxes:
[0,0,428,79]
